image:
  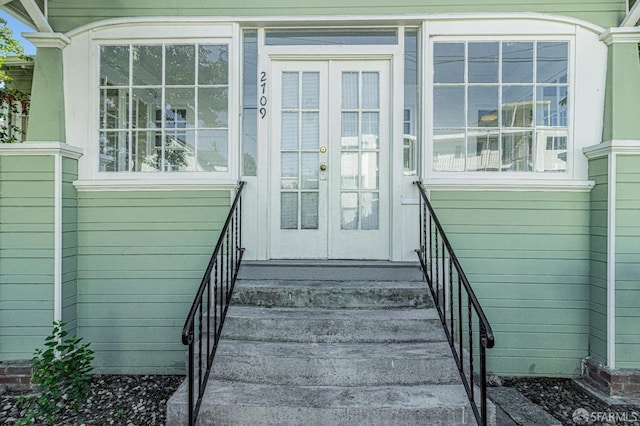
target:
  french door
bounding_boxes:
[270,59,390,259]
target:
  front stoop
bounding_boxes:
[167,261,491,425]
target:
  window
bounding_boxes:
[432,41,569,173]
[99,43,229,172]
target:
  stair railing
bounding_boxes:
[414,181,495,426]
[181,180,246,425]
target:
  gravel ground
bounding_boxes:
[2,375,639,425]
[503,377,640,425]
[0,375,183,425]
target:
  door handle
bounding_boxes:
[320,164,327,171]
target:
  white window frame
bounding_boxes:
[77,22,241,186]
[420,18,604,189]
[426,34,575,181]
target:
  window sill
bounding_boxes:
[421,178,595,192]
[73,178,239,192]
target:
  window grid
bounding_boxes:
[99,43,229,172]
[433,40,569,173]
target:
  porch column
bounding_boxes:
[582,27,640,397]
[23,33,69,142]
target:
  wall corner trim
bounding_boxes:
[583,140,640,159]
[0,142,83,159]
[23,32,71,49]
[600,28,640,45]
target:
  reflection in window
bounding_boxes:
[433,41,569,173]
[99,43,229,172]
[404,28,419,176]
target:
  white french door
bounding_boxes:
[270,59,390,259]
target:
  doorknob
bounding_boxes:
[320,146,327,154]
[320,164,327,171]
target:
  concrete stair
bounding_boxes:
[167,261,483,425]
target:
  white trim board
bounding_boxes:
[54,153,62,324]
[423,179,595,192]
[65,13,605,39]
[0,142,83,159]
[607,152,616,369]
[73,179,239,192]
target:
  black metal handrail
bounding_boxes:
[181,180,246,425]
[414,181,495,426]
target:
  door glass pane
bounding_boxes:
[281,112,299,149]
[341,112,359,148]
[302,72,320,109]
[301,192,319,229]
[282,72,299,109]
[360,192,379,230]
[301,112,319,149]
[301,153,319,189]
[281,152,299,189]
[342,72,359,109]
[281,192,298,229]
[341,152,359,189]
[361,112,379,149]
[361,152,378,189]
[361,72,379,109]
[341,193,358,230]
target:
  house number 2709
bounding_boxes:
[259,72,267,119]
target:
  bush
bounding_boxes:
[17,321,94,425]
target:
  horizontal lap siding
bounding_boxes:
[615,155,640,369]
[429,191,590,377]
[589,157,609,364]
[62,158,78,334]
[77,190,230,374]
[47,0,625,31]
[0,156,54,360]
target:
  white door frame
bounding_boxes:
[251,34,406,261]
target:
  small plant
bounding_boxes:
[17,321,94,425]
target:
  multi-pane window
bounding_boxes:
[99,43,229,172]
[433,41,569,173]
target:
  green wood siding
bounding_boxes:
[615,155,640,368]
[589,157,609,364]
[0,156,54,360]
[62,158,78,334]
[47,0,625,32]
[77,190,230,374]
[429,190,590,377]
[603,43,640,142]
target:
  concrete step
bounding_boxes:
[210,340,461,386]
[220,306,445,343]
[167,381,476,426]
[237,261,424,281]
[231,280,432,309]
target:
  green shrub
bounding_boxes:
[17,321,94,425]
